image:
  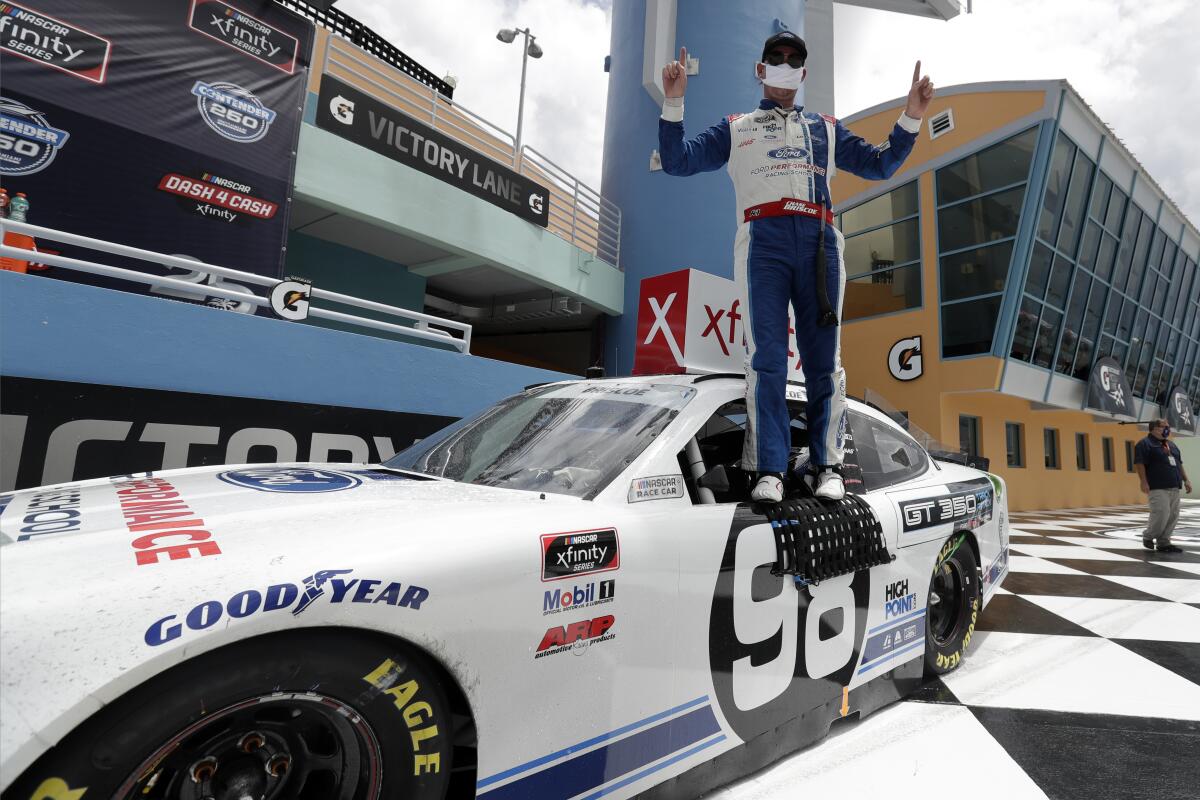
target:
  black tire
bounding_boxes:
[5,629,454,800]
[924,534,981,676]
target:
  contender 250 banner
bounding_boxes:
[0,0,314,305]
[316,75,550,228]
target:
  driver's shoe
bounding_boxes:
[814,468,845,500]
[751,473,784,503]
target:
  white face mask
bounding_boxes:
[761,63,805,90]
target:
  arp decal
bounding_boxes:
[900,479,993,533]
[709,509,871,743]
[543,579,615,616]
[218,467,363,493]
[192,80,277,144]
[362,658,443,776]
[0,95,69,176]
[535,614,616,659]
[540,528,619,581]
[0,2,112,83]
[144,568,429,646]
[188,0,300,75]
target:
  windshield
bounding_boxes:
[385,382,696,499]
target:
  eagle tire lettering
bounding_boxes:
[924,535,981,676]
[710,509,870,742]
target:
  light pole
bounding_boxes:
[496,27,543,168]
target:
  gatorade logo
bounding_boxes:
[888,336,923,381]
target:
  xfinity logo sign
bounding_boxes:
[541,529,620,581]
[0,3,112,83]
[888,336,923,381]
[188,0,300,74]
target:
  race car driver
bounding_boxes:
[658,32,934,502]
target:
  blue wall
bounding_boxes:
[601,0,805,375]
[0,271,571,418]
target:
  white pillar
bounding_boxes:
[802,0,835,115]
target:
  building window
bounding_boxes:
[937,128,1037,359]
[840,182,921,322]
[959,415,982,463]
[1103,437,1114,472]
[1044,428,1060,469]
[1125,440,1135,472]
[1005,422,1025,468]
[1075,432,1090,470]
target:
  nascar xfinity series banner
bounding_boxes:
[315,75,550,228]
[0,0,313,306]
[0,377,455,491]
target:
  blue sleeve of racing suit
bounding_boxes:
[833,119,917,180]
[658,117,731,176]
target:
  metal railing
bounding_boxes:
[320,34,622,270]
[274,0,454,99]
[0,220,472,353]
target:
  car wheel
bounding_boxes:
[6,630,454,800]
[924,534,980,676]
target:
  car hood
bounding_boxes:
[0,463,582,557]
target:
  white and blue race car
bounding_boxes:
[0,373,1009,800]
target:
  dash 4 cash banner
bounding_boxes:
[0,0,314,307]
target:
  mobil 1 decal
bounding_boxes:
[709,507,870,742]
[899,478,993,534]
[0,0,313,302]
[316,75,550,228]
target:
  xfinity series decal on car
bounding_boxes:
[0,3,112,83]
[541,528,620,581]
[0,96,69,176]
[543,579,615,616]
[535,614,615,659]
[188,0,300,75]
[899,479,993,532]
[218,467,363,493]
[191,80,277,143]
[144,568,429,646]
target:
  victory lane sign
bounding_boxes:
[316,76,549,228]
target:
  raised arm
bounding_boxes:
[657,46,731,176]
[834,60,933,181]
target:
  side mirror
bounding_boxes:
[698,464,731,492]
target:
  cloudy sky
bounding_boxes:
[337,0,1200,227]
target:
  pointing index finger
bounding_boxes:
[913,60,921,83]
[680,46,688,66]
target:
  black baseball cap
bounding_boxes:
[762,31,807,63]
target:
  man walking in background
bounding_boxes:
[1135,418,1192,553]
[657,31,933,502]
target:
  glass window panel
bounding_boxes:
[1172,262,1196,324]
[1074,285,1107,379]
[1056,271,1092,374]
[1044,428,1060,469]
[938,186,1025,253]
[940,241,1014,301]
[1010,297,1041,362]
[1125,212,1152,295]
[1077,221,1102,271]
[1038,134,1076,242]
[843,264,922,321]
[1104,296,1123,340]
[936,128,1037,205]
[843,218,921,276]
[1057,153,1094,256]
[942,296,1003,358]
[1046,254,1073,309]
[1133,334,1155,396]
[1097,334,1116,361]
[1005,423,1024,468]
[1024,241,1054,299]
[1033,306,1063,368]
[1152,277,1168,317]
[1140,271,1157,308]
[1118,298,1135,341]
[839,182,919,236]
[1095,233,1118,283]
[1161,240,1178,280]
[1090,172,1113,223]
[1147,228,1166,272]
[1110,339,1128,367]
[1076,433,1089,471]
[1105,186,1127,232]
